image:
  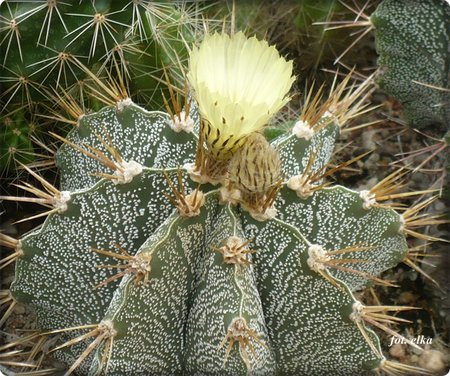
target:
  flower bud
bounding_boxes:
[229,133,281,194]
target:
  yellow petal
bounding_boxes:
[188,32,294,157]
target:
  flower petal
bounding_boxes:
[188,32,294,157]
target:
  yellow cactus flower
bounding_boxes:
[188,32,294,159]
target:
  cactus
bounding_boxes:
[318,0,449,187]
[371,0,450,130]
[0,32,438,375]
[319,0,450,131]
[0,107,35,172]
[0,0,200,175]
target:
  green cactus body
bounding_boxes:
[56,102,198,190]
[0,1,193,105]
[274,119,339,177]
[274,186,406,291]
[240,212,380,375]
[0,110,34,170]
[0,0,197,175]
[7,97,409,375]
[371,0,450,130]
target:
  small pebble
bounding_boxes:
[435,201,445,211]
[14,303,25,315]
[362,129,377,149]
[418,349,446,373]
[398,291,416,304]
[389,343,405,359]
